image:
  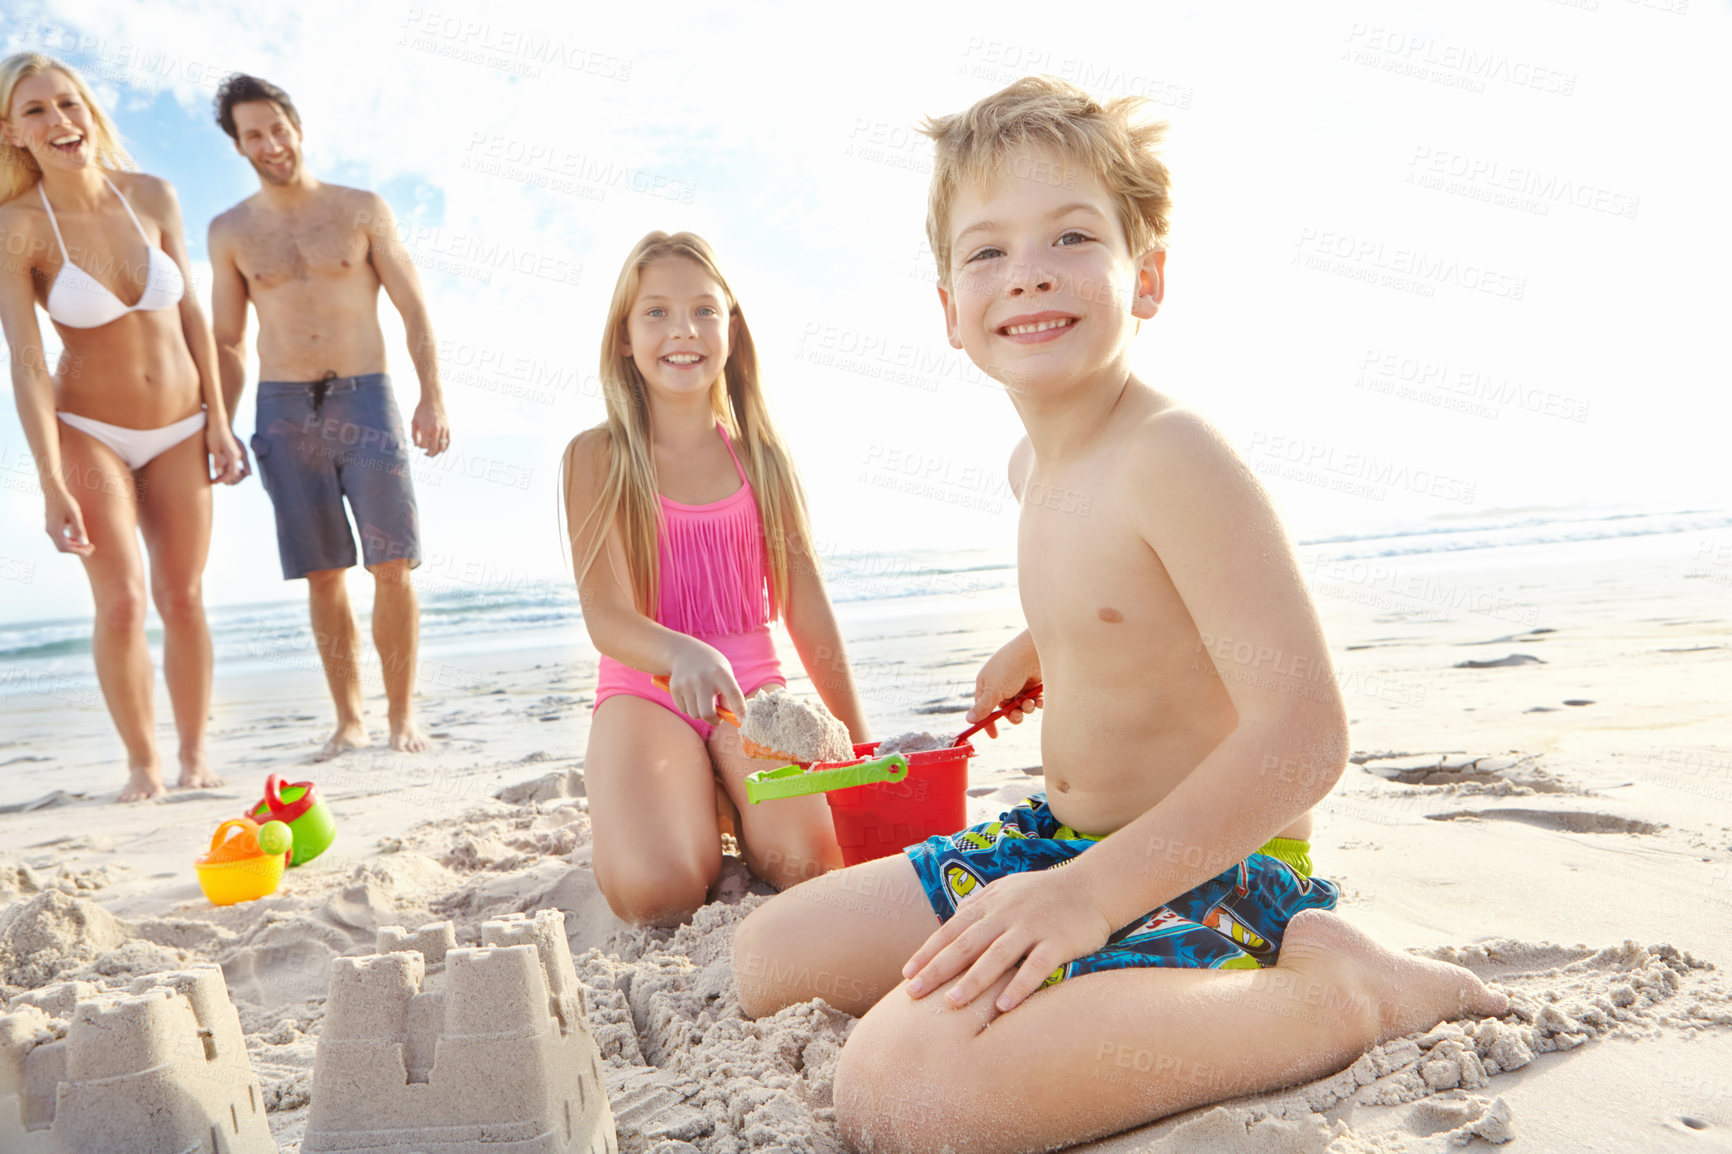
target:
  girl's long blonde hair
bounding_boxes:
[563,231,815,622]
[0,53,136,204]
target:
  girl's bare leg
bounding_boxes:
[585,694,725,926]
[709,686,846,891]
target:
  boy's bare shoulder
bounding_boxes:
[1123,406,1247,490]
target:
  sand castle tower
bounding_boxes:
[0,964,275,1153]
[302,908,618,1154]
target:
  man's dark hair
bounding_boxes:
[213,74,301,143]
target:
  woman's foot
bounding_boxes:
[118,763,168,802]
[314,720,371,761]
[1279,909,1510,1043]
[178,749,224,789]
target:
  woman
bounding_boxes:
[0,53,245,801]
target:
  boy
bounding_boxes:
[731,77,1505,1154]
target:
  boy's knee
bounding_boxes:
[731,901,788,1018]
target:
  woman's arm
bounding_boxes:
[0,202,90,555]
[144,176,243,484]
[779,528,872,743]
[563,429,744,721]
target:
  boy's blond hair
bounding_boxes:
[919,75,1173,286]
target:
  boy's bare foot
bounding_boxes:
[118,764,168,802]
[314,722,371,761]
[177,750,225,790]
[388,718,431,753]
[1280,909,1510,1043]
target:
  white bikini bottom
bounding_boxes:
[57,410,207,471]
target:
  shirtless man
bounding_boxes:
[207,74,449,759]
[733,78,1507,1154]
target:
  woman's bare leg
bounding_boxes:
[59,426,160,801]
[585,695,726,926]
[833,909,1511,1154]
[136,428,218,788]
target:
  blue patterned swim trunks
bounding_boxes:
[905,793,1338,984]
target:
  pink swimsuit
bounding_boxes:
[592,422,785,740]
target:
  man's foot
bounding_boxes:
[118,764,168,802]
[1279,909,1511,1044]
[313,722,372,762]
[177,750,225,790]
[388,717,431,753]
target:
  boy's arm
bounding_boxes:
[904,410,1348,1012]
[362,192,450,456]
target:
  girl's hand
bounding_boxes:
[967,634,1042,738]
[666,640,746,725]
[44,486,94,556]
[902,867,1115,1013]
[206,422,248,484]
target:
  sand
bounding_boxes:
[739,686,855,765]
[2,531,1730,1151]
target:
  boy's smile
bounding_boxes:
[937,146,1163,399]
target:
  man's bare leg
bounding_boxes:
[306,567,370,759]
[368,558,428,752]
[137,430,222,788]
[833,909,1510,1154]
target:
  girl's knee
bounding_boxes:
[598,864,713,927]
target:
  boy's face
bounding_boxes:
[937,147,1164,397]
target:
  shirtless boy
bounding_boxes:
[207,74,449,759]
[732,77,1507,1154]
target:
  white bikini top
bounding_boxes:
[38,174,185,329]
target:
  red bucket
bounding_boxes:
[744,742,973,867]
[826,742,972,866]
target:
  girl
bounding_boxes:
[0,54,246,801]
[563,232,869,926]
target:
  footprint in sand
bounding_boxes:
[1424,808,1663,835]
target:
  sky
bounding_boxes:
[2,0,1729,624]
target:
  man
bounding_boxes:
[209,74,449,759]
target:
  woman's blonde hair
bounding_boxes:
[563,231,815,622]
[0,53,135,204]
[919,75,1172,287]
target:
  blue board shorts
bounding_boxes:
[251,373,422,580]
[905,793,1338,986]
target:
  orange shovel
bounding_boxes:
[652,674,818,762]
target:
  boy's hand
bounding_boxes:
[968,633,1042,738]
[901,867,1114,1014]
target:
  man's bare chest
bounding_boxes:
[236,215,369,291]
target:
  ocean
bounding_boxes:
[2,503,1727,702]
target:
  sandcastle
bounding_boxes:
[0,964,275,1153]
[303,908,618,1154]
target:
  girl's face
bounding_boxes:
[3,71,97,171]
[622,257,733,401]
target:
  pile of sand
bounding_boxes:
[740,687,853,764]
[875,730,949,755]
